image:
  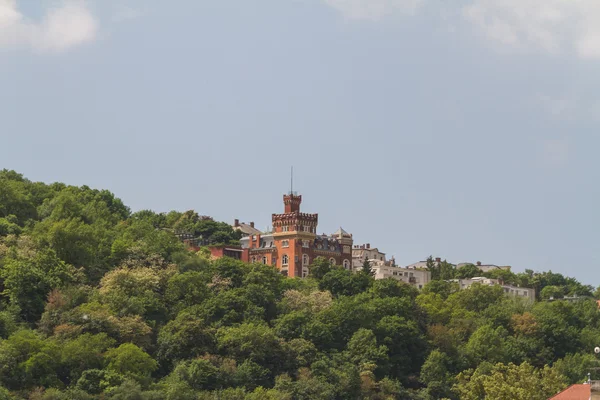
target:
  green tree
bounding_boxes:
[455,264,481,279]
[308,257,332,280]
[454,362,567,400]
[105,344,157,383]
[361,259,374,277]
[540,285,564,300]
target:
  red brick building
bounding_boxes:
[239,192,353,277]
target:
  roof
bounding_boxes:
[233,223,262,236]
[549,384,590,400]
[333,227,352,237]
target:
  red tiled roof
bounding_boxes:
[549,384,590,400]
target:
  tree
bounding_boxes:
[308,257,332,280]
[464,325,509,366]
[105,344,157,383]
[1,248,80,322]
[540,285,564,300]
[454,362,567,400]
[361,259,374,277]
[346,329,388,371]
[59,333,116,384]
[216,323,285,377]
[156,312,215,367]
[319,268,371,297]
[455,264,482,279]
[420,350,454,399]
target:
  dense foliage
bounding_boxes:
[0,170,598,399]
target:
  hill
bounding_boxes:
[0,170,597,399]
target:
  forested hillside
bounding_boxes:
[0,170,598,400]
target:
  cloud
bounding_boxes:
[463,0,600,59]
[323,0,424,20]
[0,0,98,52]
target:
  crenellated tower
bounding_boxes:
[272,192,318,277]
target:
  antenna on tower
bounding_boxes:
[290,166,294,195]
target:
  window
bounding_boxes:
[329,258,336,266]
[343,259,350,270]
[282,240,289,248]
[302,271,308,278]
[282,255,289,266]
[303,254,309,266]
[262,256,268,265]
[282,226,289,232]
[302,240,309,248]
[303,226,310,232]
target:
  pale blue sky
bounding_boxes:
[2,0,600,283]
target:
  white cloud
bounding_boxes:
[0,0,98,52]
[463,0,600,59]
[323,0,424,20]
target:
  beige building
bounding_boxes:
[352,243,387,270]
[364,260,431,289]
[453,277,535,301]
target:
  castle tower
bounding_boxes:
[272,192,318,277]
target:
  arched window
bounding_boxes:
[329,258,336,266]
[343,259,350,270]
[303,254,309,266]
[282,255,289,266]
[262,256,268,265]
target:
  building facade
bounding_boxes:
[452,277,535,301]
[239,192,353,278]
[352,244,387,270]
[365,261,431,289]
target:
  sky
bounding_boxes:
[1,0,600,284]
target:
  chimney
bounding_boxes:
[435,257,441,263]
[366,243,370,249]
[234,219,240,227]
[250,222,255,228]
[477,261,482,266]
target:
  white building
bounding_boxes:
[352,243,387,270]
[360,260,431,289]
[452,277,535,301]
